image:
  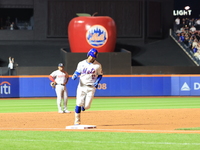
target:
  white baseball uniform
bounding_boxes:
[75,59,103,109]
[50,70,69,112]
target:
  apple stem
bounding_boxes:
[92,12,98,16]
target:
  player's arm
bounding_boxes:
[72,71,81,80]
[94,64,103,88]
[64,72,69,85]
[94,75,102,88]
[72,62,82,80]
[49,75,57,85]
[49,75,57,88]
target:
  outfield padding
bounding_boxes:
[1,75,200,97]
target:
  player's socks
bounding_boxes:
[74,113,81,125]
[75,105,81,113]
[81,106,85,111]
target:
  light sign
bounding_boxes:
[173,5,192,16]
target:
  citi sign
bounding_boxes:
[181,82,200,91]
[0,81,11,94]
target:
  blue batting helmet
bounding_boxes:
[87,48,98,58]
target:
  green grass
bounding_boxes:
[92,97,200,110]
[176,127,200,130]
[1,97,200,113]
[0,130,200,150]
[0,97,200,150]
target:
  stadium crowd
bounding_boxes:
[174,17,200,61]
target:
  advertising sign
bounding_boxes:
[1,75,200,98]
[0,77,19,98]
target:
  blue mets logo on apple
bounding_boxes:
[0,81,11,94]
[86,25,108,48]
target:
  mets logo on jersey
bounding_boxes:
[86,25,108,48]
[0,81,11,94]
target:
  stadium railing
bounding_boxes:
[169,28,199,66]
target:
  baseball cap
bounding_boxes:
[58,63,64,67]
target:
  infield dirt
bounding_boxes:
[1,109,200,133]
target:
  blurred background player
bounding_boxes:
[72,48,103,125]
[49,63,71,113]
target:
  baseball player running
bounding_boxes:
[49,63,71,113]
[72,48,103,125]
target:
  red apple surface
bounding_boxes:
[68,16,116,53]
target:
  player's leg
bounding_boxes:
[55,85,63,113]
[74,85,86,125]
[81,105,85,111]
[84,86,96,110]
[63,87,71,113]
[74,106,81,125]
[76,85,86,107]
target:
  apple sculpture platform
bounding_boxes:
[68,13,116,53]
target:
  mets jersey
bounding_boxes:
[50,70,68,84]
[76,59,103,86]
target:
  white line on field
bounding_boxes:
[0,139,200,145]
[1,127,200,133]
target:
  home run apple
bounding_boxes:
[68,14,116,53]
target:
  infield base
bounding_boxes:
[66,125,96,129]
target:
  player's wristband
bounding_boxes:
[93,75,102,88]
[72,71,81,80]
[96,75,102,83]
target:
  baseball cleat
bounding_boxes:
[63,110,71,113]
[74,121,81,125]
[58,110,64,113]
